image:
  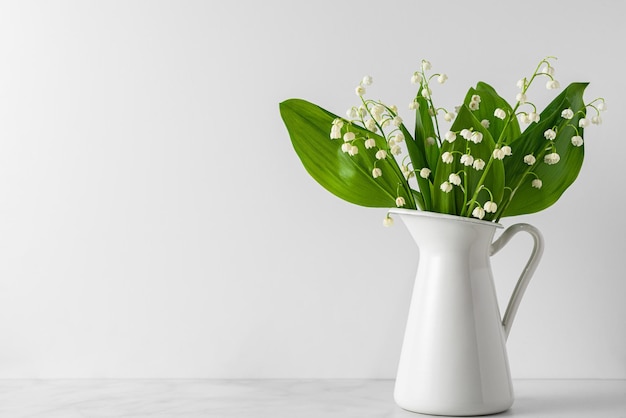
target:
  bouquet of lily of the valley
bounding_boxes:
[280,57,605,224]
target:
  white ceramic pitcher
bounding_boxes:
[389,209,544,416]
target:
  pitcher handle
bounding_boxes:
[490,223,544,341]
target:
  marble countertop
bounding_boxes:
[0,379,623,417]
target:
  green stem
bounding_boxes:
[493,146,551,221]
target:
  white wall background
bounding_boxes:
[0,0,623,379]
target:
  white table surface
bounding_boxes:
[0,379,623,417]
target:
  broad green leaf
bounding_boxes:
[412,95,440,171]
[432,104,504,220]
[280,99,416,209]
[463,82,521,144]
[500,83,587,217]
[399,123,432,210]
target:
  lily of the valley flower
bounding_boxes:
[460,129,472,140]
[592,116,602,125]
[546,80,560,89]
[441,152,454,164]
[469,94,481,111]
[561,108,574,119]
[393,116,403,127]
[362,75,373,86]
[516,93,527,103]
[391,145,402,155]
[481,119,490,128]
[470,131,483,144]
[571,135,584,147]
[532,179,543,189]
[444,131,457,142]
[493,148,506,160]
[444,112,455,122]
[437,73,448,84]
[524,154,536,165]
[473,158,486,170]
[343,132,356,142]
[544,152,561,165]
[409,100,419,110]
[375,149,387,160]
[341,143,351,153]
[484,201,497,213]
[330,119,344,139]
[365,119,377,132]
[372,167,382,178]
[419,167,431,178]
[472,206,486,220]
[395,196,406,207]
[460,154,474,166]
[494,108,506,120]
[544,129,557,140]
[411,72,423,84]
[449,173,462,186]
[440,181,453,193]
[422,60,432,71]
[528,112,540,123]
[383,215,394,227]
[356,85,366,96]
[395,132,405,142]
[579,118,590,128]
[348,145,359,156]
[364,138,376,149]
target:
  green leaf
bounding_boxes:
[399,123,432,210]
[412,96,440,171]
[279,98,415,208]
[500,83,588,217]
[432,104,504,220]
[463,82,522,144]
